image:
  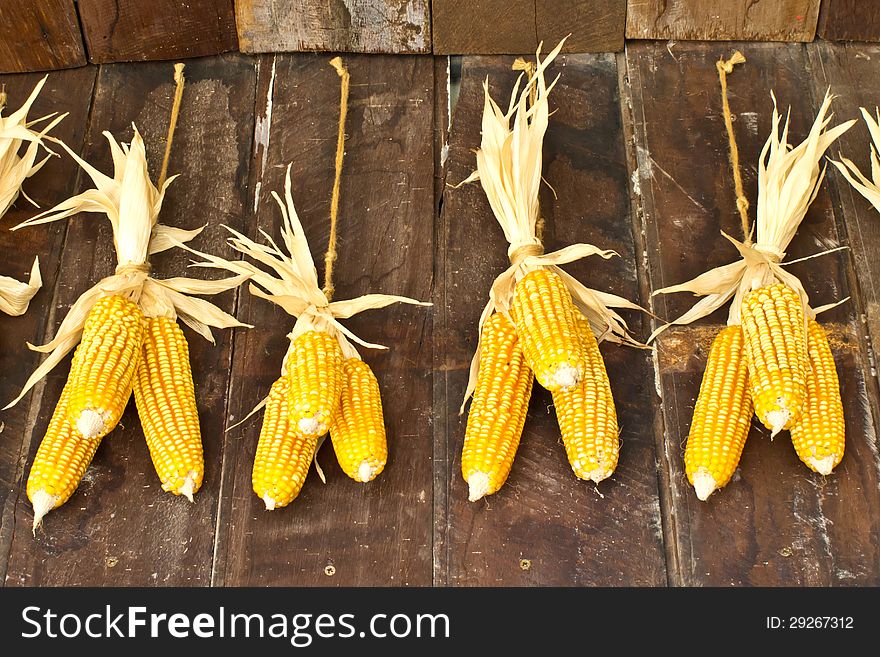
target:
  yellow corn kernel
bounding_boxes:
[27,383,103,531]
[790,320,845,475]
[285,330,343,438]
[684,325,753,501]
[67,294,146,439]
[741,283,807,435]
[330,358,387,483]
[511,268,585,391]
[553,313,618,484]
[462,313,533,501]
[133,317,203,500]
[253,376,318,510]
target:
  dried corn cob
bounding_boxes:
[133,317,203,499]
[553,312,618,484]
[67,294,146,439]
[790,320,845,474]
[512,269,585,391]
[741,283,807,435]
[27,383,103,531]
[286,330,344,438]
[253,376,319,510]
[462,313,533,501]
[684,325,753,500]
[330,358,387,483]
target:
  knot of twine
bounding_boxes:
[508,241,544,266]
[753,243,785,263]
[115,263,151,276]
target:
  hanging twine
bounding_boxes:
[159,63,186,189]
[716,51,751,245]
[324,57,350,302]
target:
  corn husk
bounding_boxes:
[0,257,41,316]
[831,107,880,211]
[183,164,430,379]
[458,40,645,411]
[651,91,854,340]
[0,76,66,219]
[7,125,250,408]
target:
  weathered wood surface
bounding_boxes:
[0,0,86,73]
[627,41,880,585]
[818,0,880,41]
[235,0,431,54]
[0,67,96,583]
[436,54,666,586]
[626,0,821,41]
[78,0,238,63]
[432,0,626,54]
[3,55,257,586]
[213,54,435,586]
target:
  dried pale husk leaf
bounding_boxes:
[0,76,66,219]
[7,124,250,408]
[458,39,648,410]
[179,163,430,373]
[0,257,41,316]
[652,91,854,339]
[832,107,880,213]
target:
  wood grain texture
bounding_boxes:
[432,0,625,55]
[626,0,821,41]
[818,0,880,41]
[627,41,880,585]
[0,0,86,73]
[3,55,257,586]
[436,54,666,586]
[78,0,238,63]
[213,54,434,586]
[235,0,430,54]
[0,67,96,583]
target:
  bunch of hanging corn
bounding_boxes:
[653,82,854,501]
[185,165,430,511]
[0,76,66,316]
[10,95,250,529]
[458,40,646,502]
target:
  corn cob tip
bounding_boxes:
[263,494,277,511]
[575,465,613,485]
[467,472,491,502]
[76,409,110,439]
[297,417,326,437]
[692,469,718,502]
[806,455,838,476]
[550,364,580,390]
[30,489,57,535]
[177,472,197,503]
[767,408,790,438]
[357,460,378,483]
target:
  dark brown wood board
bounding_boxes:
[809,43,880,387]
[626,41,880,585]
[0,67,96,582]
[212,54,435,586]
[0,0,86,73]
[432,1,626,55]
[3,55,257,586]
[436,54,666,586]
[818,0,880,41]
[235,1,431,54]
[78,0,238,63]
[626,0,821,41]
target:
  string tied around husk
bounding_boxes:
[456,38,649,412]
[649,53,854,342]
[6,63,252,409]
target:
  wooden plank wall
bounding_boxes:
[627,41,880,585]
[0,0,85,73]
[626,1,821,41]
[235,1,431,54]
[818,0,880,41]
[78,0,239,63]
[431,1,626,54]
[435,54,666,585]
